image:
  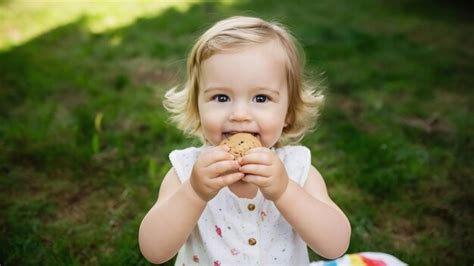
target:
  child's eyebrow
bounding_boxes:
[203,86,281,96]
[202,86,230,94]
[255,87,281,96]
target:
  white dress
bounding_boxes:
[170,145,312,266]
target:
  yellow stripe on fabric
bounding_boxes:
[348,254,366,266]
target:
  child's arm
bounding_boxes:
[275,166,351,259]
[138,169,206,264]
[240,148,351,259]
[139,145,243,264]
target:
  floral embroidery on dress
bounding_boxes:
[230,248,240,255]
[213,260,221,266]
[260,211,267,221]
[192,255,199,263]
[215,225,222,237]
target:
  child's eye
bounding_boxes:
[212,94,230,102]
[254,95,270,103]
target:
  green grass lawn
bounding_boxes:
[1,0,472,265]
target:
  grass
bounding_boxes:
[0,0,473,265]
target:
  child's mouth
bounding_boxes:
[222,132,259,140]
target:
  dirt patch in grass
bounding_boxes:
[330,94,379,134]
[126,57,179,87]
[379,213,419,251]
[52,182,102,224]
[397,113,454,134]
[54,87,89,110]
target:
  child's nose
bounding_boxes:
[229,102,252,122]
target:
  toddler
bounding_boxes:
[139,16,351,265]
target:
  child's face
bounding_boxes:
[198,41,289,148]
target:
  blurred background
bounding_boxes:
[0,0,472,265]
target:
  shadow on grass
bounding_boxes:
[387,0,474,22]
[0,0,473,265]
[0,3,228,265]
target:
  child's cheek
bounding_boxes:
[199,107,227,146]
[259,123,285,148]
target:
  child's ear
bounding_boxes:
[284,115,291,128]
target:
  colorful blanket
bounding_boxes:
[310,252,407,266]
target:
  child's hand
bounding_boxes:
[239,147,289,202]
[190,145,243,202]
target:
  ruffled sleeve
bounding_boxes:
[169,147,203,184]
[276,145,311,187]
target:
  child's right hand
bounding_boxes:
[190,145,243,202]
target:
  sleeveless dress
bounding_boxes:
[170,145,312,266]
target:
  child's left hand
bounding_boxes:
[238,147,289,202]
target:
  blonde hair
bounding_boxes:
[164,16,324,146]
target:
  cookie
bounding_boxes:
[220,133,262,159]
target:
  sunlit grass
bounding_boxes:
[0,0,205,51]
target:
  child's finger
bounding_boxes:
[201,149,234,167]
[208,160,240,176]
[201,144,230,154]
[215,172,244,187]
[239,164,270,177]
[241,174,266,186]
[239,152,273,166]
[245,147,269,154]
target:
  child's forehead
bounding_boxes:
[204,42,285,71]
[197,43,290,99]
[202,40,289,72]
